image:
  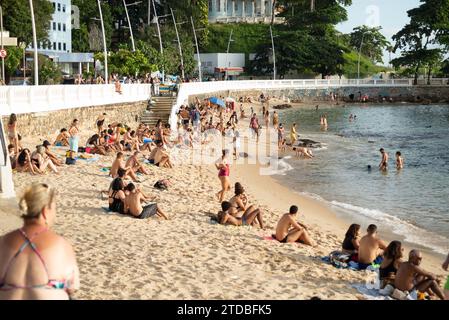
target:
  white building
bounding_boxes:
[208,0,285,24]
[195,53,245,79]
[34,0,93,75]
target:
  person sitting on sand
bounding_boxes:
[0,183,80,300]
[379,241,404,289]
[394,250,446,300]
[15,149,38,174]
[8,144,17,170]
[357,224,387,269]
[31,146,59,174]
[108,171,126,214]
[54,128,70,147]
[342,224,360,255]
[125,151,150,176]
[122,183,169,220]
[148,143,173,168]
[110,152,139,182]
[217,201,265,229]
[228,183,263,219]
[274,205,313,246]
[442,252,449,299]
[86,134,107,155]
[42,141,63,167]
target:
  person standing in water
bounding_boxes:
[379,148,389,171]
[272,111,279,130]
[396,151,404,170]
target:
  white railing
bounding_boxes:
[170,78,440,128]
[0,84,152,116]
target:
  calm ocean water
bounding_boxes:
[274,104,449,255]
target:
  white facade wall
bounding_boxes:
[195,53,245,75]
[39,0,72,53]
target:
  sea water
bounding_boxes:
[274,104,449,255]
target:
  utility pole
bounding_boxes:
[170,8,184,80]
[97,0,108,84]
[0,5,4,82]
[147,0,151,25]
[151,0,164,82]
[191,16,202,82]
[29,0,39,85]
[270,25,276,80]
[225,29,234,81]
[122,1,141,52]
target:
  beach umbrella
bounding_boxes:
[209,97,226,107]
[225,97,235,103]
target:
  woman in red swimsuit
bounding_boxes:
[215,150,231,203]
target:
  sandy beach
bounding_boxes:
[0,98,446,300]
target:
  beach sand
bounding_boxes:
[0,97,446,300]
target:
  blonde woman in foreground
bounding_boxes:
[0,184,79,300]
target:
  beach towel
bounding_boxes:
[101,207,117,215]
[351,284,394,300]
[76,155,100,163]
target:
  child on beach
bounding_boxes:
[274,205,313,245]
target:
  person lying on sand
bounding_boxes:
[125,151,150,175]
[123,183,169,220]
[274,205,313,246]
[110,152,140,182]
[54,128,70,147]
[218,201,265,229]
[394,250,446,300]
[357,224,387,269]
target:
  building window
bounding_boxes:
[58,23,61,31]
[217,0,221,12]
[62,4,66,12]
[58,3,61,11]
[53,42,57,50]
[234,1,238,12]
[63,24,66,32]
[209,0,212,12]
[53,22,56,30]
[52,2,55,10]
[58,42,61,51]
[63,43,67,51]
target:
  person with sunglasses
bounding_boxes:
[0,184,79,300]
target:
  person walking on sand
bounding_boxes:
[274,205,314,246]
[264,110,270,129]
[290,123,298,146]
[396,151,404,170]
[0,183,80,300]
[379,148,389,171]
[357,224,387,269]
[215,150,231,203]
[395,250,446,300]
[250,113,260,142]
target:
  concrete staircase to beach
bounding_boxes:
[140,96,177,127]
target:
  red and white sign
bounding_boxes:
[0,49,7,58]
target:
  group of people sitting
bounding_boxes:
[9,141,61,174]
[341,223,447,300]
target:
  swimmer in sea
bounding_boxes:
[396,151,404,170]
[379,148,388,171]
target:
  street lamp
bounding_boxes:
[225,29,234,81]
[123,0,141,52]
[152,0,165,82]
[29,0,39,85]
[96,0,108,84]
[269,25,279,80]
[1,5,4,82]
[170,8,185,80]
[20,42,27,80]
[191,17,204,82]
[357,32,366,80]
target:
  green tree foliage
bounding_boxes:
[2,0,53,45]
[31,54,62,85]
[391,1,444,85]
[94,48,156,77]
[349,26,390,64]
[4,47,24,81]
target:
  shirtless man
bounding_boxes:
[110,152,140,182]
[395,250,446,300]
[358,224,387,269]
[218,201,265,229]
[125,151,150,175]
[123,183,168,220]
[54,128,70,146]
[396,151,404,170]
[379,148,388,171]
[179,106,190,130]
[149,143,173,168]
[274,205,313,245]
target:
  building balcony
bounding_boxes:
[209,16,285,24]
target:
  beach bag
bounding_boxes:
[78,147,86,153]
[65,157,76,165]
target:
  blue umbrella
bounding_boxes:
[209,97,226,107]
